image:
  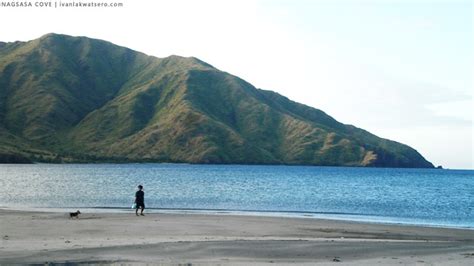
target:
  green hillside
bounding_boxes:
[0,33,433,167]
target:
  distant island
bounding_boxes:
[0,33,433,168]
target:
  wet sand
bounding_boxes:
[1,209,473,265]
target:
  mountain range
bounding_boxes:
[0,33,433,167]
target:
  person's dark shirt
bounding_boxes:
[135,190,144,203]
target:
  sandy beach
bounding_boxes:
[0,209,473,265]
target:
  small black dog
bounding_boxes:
[69,210,81,219]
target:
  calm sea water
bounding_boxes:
[0,164,473,228]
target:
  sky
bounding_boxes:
[0,0,472,169]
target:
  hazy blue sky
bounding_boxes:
[1,0,472,169]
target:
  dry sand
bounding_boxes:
[0,209,473,265]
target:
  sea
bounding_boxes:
[0,164,473,229]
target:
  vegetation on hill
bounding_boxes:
[0,34,433,167]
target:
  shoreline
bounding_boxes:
[2,206,473,231]
[1,209,473,265]
[7,161,474,171]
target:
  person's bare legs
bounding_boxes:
[135,208,139,216]
[140,207,145,216]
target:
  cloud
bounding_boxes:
[426,99,473,122]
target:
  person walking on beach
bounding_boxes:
[135,185,145,216]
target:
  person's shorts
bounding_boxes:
[136,202,145,209]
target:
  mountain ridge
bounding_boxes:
[0,33,433,168]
